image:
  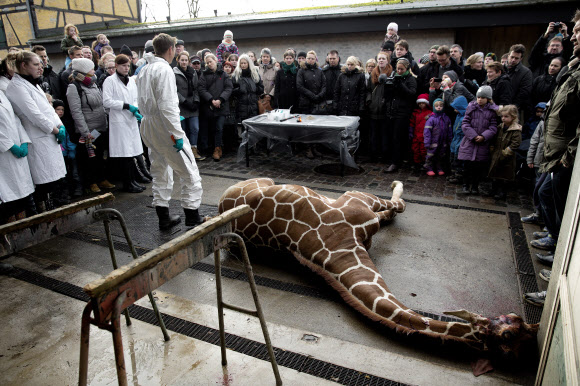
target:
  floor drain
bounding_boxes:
[302,334,319,343]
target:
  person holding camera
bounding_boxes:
[382,57,417,172]
[529,22,573,78]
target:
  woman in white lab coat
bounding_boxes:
[102,54,144,193]
[7,51,67,212]
[0,56,35,222]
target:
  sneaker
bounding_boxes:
[98,180,116,189]
[521,212,544,225]
[533,230,549,239]
[523,290,546,306]
[539,269,551,282]
[437,170,445,176]
[426,170,436,176]
[536,253,554,265]
[530,235,557,250]
[89,183,101,193]
[192,146,206,161]
[384,164,398,173]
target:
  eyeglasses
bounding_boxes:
[106,67,115,70]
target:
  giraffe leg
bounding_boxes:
[376,209,396,223]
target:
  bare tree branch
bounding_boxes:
[186,0,201,18]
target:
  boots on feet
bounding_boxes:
[184,208,204,227]
[155,206,181,230]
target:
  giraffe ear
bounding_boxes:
[444,309,489,326]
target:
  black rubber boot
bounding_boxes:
[135,154,153,180]
[184,208,203,227]
[155,206,181,230]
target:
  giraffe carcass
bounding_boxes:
[218,178,538,358]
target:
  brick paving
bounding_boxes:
[196,146,534,212]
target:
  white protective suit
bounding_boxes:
[136,53,202,209]
[0,77,35,203]
[102,73,143,157]
[7,74,66,185]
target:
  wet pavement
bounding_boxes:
[0,142,549,385]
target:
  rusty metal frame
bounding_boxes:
[214,232,282,385]
[78,205,277,385]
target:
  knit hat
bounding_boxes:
[420,54,429,65]
[190,55,201,64]
[71,58,95,74]
[443,70,458,83]
[223,30,233,39]
[485,52,497,61]
[382,41,395,52]
[297,51,307,58]
[430,45,440,51]
[120,44,132,57]
[476,85,493,99]
[416,93,429,106]
[53,99,65,108]
[260,48,271,57]
[387,22,398,33]
[144,40,154,53]
[176,39,185,46]
[433,98,444,110]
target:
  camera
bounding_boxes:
[384,76,396,87]
[553,22,562,30]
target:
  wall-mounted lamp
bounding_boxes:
[214,10,217,17]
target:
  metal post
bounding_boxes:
[78,303,93,386]
[111,291,128,386]
[213,233,282,385]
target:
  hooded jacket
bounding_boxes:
[527,119,545,168]
[173,66,200,118]
[296,63,326,114]
[198,66,234,117]
[483,74,513,106]
[333,66,366,116]
[458,100,499,162]
[531,73,558,107]
[449,96,468,155]
[384,72,417,119]
[488,121,522,181]
[424,109,452,149]
[66,75,108,135]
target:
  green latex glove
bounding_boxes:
[173,138,184,151]
[20,142,28,157]
[180,116,185,121]
[134,112,142,122]
[9,144,24,158]
[56,126,66,143]
[128,105,139,114]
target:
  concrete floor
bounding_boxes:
[0,170,544,385]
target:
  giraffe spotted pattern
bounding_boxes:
[219,178,538,354]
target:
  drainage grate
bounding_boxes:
[507,212,542,324]
[7,267,408,386]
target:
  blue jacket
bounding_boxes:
[450,96,468,155]
[60,130,76,159]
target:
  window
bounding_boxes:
[0,19,7,50]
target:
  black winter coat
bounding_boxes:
[506,62,533,110]
[333,67,365,116]
[174,66,200,118]
[484,74,513,106]
[417,61,439,94]
[232,70,264,121]
[463,65,487,95]
[531,73,558,107]
[528,35,573,78]
[384,73,417,119]
[296,64,326,114]
[391,52,420,78]
[198,67,233,116]
[274,66,298,110]
[41,65,62,99]
[322,64,341,102]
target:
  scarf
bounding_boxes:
[282,62,297,75]
[395,70,409,78]
[20,74,42,87]
[221,39,235,47]
[74,71,95,87]
[116,71,129,86]
[241,68,251,77]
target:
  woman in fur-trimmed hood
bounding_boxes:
[333,56,366,116]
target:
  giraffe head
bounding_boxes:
[445,310,539,358]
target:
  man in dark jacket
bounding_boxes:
[450,44,466,72]
[531,11,580,253]
[321,50,341,114]
[417,45,439,94]
[32,45,62,99]
[505,44,533,113]
[528,22,573,78]
[483,61,513,106]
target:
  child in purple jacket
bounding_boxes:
[457,85,499,194]
[423,98,452,176]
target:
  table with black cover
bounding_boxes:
[238,114,360,170]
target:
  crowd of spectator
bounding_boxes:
[1,13,580,304]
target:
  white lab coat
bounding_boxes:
[136,53,202,209]
[0,77,34,203]
[7,74,66,185]
[102,73,143,157]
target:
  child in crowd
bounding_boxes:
[409,93,432,170]
[522,102,546,140]
[487,105,522,199]
[423,98,452,176]
[457,85,498,194]
[93,34,109,58]
[216,30,239,64]
[53,99,81,202]
[448,96,469,183]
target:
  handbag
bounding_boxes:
[258,94,273,114]
[311,100,331,115]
